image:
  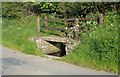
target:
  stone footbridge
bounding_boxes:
[33,36,79,57]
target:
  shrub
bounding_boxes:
[62,12,119,73]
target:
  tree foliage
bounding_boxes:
[57,2,120,17]
[2,2,120,18]
[2,2,25,18]
[2,2,59,17]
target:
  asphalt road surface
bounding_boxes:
[0,46,117,75]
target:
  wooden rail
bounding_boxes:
[44,16,100,28]
[45,18,96,22]
[37,13,104,41]
[44,27,67,31]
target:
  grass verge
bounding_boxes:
[2,15,44,56]
[60,12,119,73]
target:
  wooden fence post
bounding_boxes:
[74,18,79,26]
[45,16,48,27]
[98,13,104,24]
[74,18,80,41]
[37,15,40,37]
[65,20,69,28]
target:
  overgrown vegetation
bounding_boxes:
[2,16,44,56]
[62,12,119,73]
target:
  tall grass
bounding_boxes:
[62,12,119,73]
[2,15,44,56]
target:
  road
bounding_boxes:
[0,46,117,75]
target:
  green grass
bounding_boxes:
[2,15,44,56]
[61,12,119,73]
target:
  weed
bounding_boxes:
[61,12,119,73]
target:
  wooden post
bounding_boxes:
[66,20,69,28]
[45,16,48,27]
[98,13,104,24]
[37,15,40,37]
[74,18,79,26]
[74,18,80,41]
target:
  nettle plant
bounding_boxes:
[83,12,118,62]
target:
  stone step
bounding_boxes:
[35,38,61,54]
[41,36,68,43]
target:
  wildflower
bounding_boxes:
[87,21,91,24]
[81,15,83,17]
[65,27,68,30]
[93,21,97,25]
[110,24,113,27]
